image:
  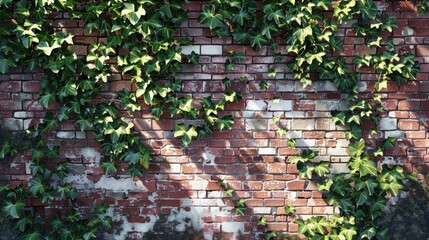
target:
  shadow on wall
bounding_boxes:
[377,179,429,240]
[0,211,18,240]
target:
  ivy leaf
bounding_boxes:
[174,124,198,146]
[347,114,361,125]
[221,79,233,89]
[257,216,267,226]
[293,26,313,44]
[0,58,11,73]
[250,34,266,49]
[317,179,333,191]
[224,59,234,71]
[223,189,234,197]
[284,205,296,215]
[259,80,268,90]
[350,158,377,177]
[340,227,357,240]
[37,41,61,56]
[21,232,43,240]
[179,98,193,112]
[127,164,143,178]
[276,128,287,138]
[39,92,55,108]
[266,8,285,25]
[198,5,224,29]
[355,178,378,196]
[100,161,117,174]
[29,177,46,195]
[123,151,143,164]
[2,200,25,218]
[348,138,365,157]
[314,162,330,177]
[76,117,93,131]
[287,138,296,148]
[83,231,97,240]
[265,231,277,240]
[291,149,318,164]
[383,137,396,149]
[216,115,234,131]
[373,147,383,157]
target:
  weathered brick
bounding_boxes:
[267,100,293,111]
[201,45,222,55]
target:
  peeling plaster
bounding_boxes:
[81,147,101,165]
[64,174,147,193]
[202,148,216,165]
[94,175,148,193]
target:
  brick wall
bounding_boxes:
[1,1,429,239]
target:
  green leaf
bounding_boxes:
[265,231,277,240]
[340,227,357,240]
[0,58,10,73]
[83,231,96,240]
[287,138,296,148]
[21,232,42,240]
[29,177,46,195]
[174,124,198,146]
[198,5,224,29]
[259,80,268,90]
[250,34,266,49]
[257,216,267,226]
[39,92,55,108]
[355,177,378,196]
[216,115,234,131]
[123,151,144,164]
[179,98,193,112]
[284,205,296,215]
[293,26,313,44]
[224,59,234,71]
[101,161,117,174]
[223,189,234,197]
[317,179,333,191]
[37,41,61,56]
[314,162,330,177]
[348,138,365,157]
[276,128,287,138]
[2,200,25,218]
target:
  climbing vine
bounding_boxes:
[0,0,428,239]
[199,0,427,239]
[0,0,240,238]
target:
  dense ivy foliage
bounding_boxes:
[0,0,428,239]
[199,0,427,239]
[0,0,241,239]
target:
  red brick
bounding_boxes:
[287,180,305,190]
[267,163,287,174]
[413,140,429,147]
[398,100,420,110]
[398,120,419,130]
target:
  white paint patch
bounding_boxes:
[202,148,216,165]
[64,174,147,193]
[94,175,148,193]
[9,163,18,169]
[64,174,94,190]
[81,147,101,165]
[114,215,159,240]
[221,222,245,239]
[380,157,403,166]
[148,192,157,203]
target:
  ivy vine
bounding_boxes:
[199,0,427,239]
[0,0,239,238]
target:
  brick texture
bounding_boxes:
[1,1,429,239]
